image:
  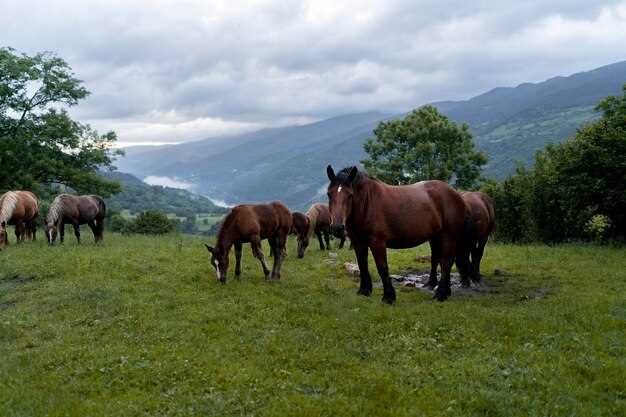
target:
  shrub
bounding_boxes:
[108,214,131,234]
[584,214,611,243]
[130,210,175,235]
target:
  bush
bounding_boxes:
[108,214,131,234]
[584,215,611,243]
[130,210,175,235]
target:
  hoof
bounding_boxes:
[381,295,396,305]
[423,281,437,289]
[434,286,450,302]
[460,279,471,288]
[357,288,372,297]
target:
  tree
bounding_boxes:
[483,84,626,242]
[362,106,487,188]
[0,47,121,195]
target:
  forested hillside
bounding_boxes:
[114,61,626,209]
[102,172,226,217]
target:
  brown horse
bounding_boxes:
[45,194,106,245]
[0,191,39,249]
[457,191,495,285]
[205,202,292,283]
[326,165,468,303]
[292,203,333,258]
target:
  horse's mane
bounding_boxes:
[336,167,378,186]
[216,208,237,247]
[0,191,18,224]
[47,194,72,224]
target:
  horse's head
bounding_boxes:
[205,244,228,283]
[0,221,8,250]
[45,221,58,245]
[326,165,358,238]
[292,212,310,258]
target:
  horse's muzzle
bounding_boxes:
[330,224,345,238]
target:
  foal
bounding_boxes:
[292,203,332,258]
[205,202,292,283]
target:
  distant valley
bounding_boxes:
[115,61,626,209]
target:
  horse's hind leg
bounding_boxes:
[251,236,270,279]
[434,237,455,302]
[270,234,287,280]
[234,241,243,278]
[424,237,441,289]
[471,239,487,283]
[88,221,100,244]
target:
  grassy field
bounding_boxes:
[0,235,624,416]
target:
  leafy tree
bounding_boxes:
[0,47,121,195]
[362,106,487,187]
[484,84,626,242]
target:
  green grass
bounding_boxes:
[195,214,224,232]
[1,235,624,416]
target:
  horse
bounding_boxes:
[456,191,495,285]
[0,191,39,250]
[45,194,106,245]
[205,202,292,283]
[326,165,469,303]
[292,203,333,258]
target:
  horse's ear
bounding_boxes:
[348,166,358,182]
[204,244,214,254]
[326,165,336,181]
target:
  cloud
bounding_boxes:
[2,0,625,145]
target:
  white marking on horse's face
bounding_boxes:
[338,186,342,193]
[213,259,220,279]
[48,230,53,242]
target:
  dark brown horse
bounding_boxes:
[45,194,106,245]
[205,202,292,283]
[0,191,39,249]
[326,165,468,303]
[457,191,495,285]
[292,203,332,258]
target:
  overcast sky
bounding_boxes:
[2,0,626,146]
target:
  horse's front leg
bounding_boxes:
[59,221,65,243]
[316,231,325,250]
[250,236,270,279]
[73,223,81,245]
[234,241,242,278]
[370,243,396,305]
[353,239,372,296]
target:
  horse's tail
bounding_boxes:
[92,196,106,221]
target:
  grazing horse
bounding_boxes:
[45,194,106,245]
[326,165,468,303]
[457,191,495,285]
[205,202,292,283]
[292,203,333,258]
[0,191,39,249]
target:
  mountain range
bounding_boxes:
[115,61,626,209]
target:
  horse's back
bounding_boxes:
[232,202,291,239]
[374,180,466,247]
[308,203,331,229]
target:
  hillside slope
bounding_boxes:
[102,171,226,216]
[115,61,626,209]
